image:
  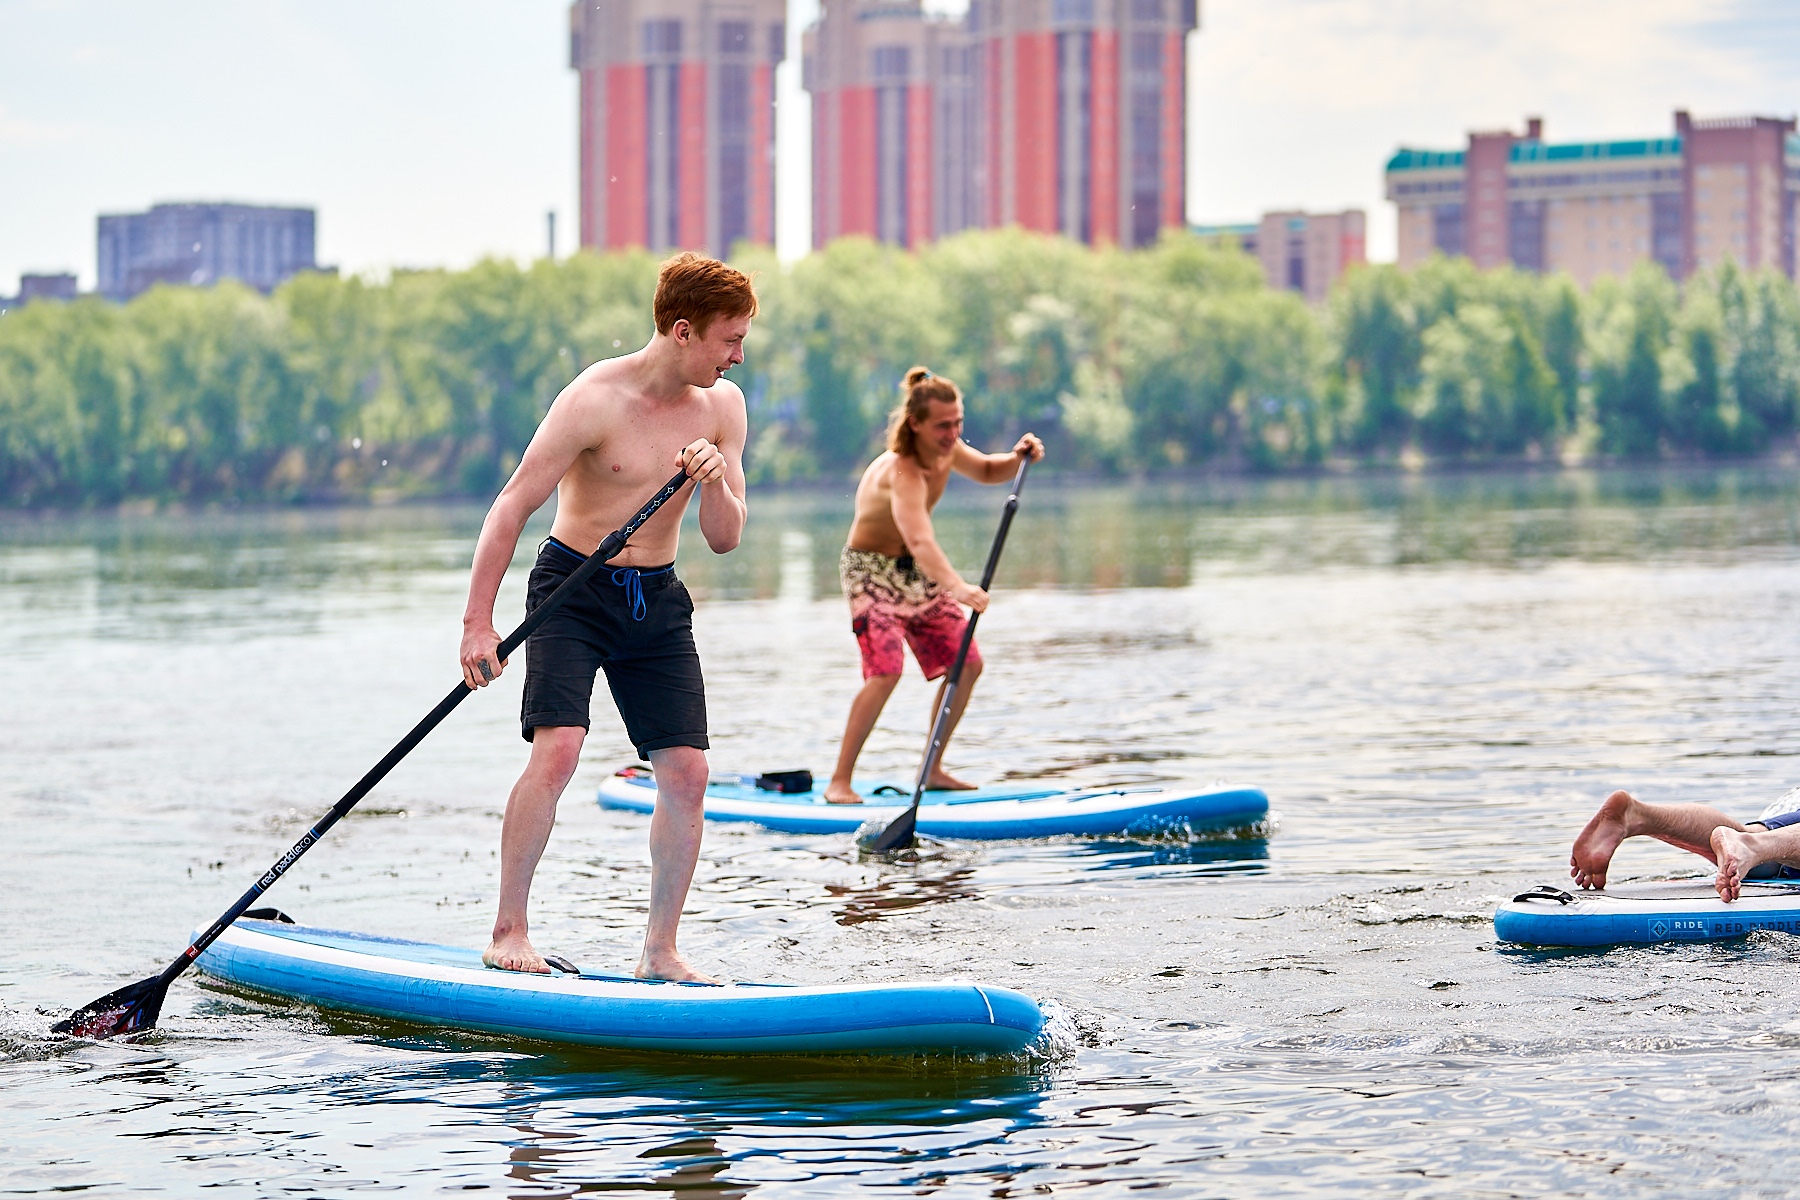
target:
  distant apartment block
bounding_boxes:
[0,272,80,311]
[1192,210,1366,302]
[804,0,1199,251]
[569,0,786,257]
[96,203,316,302]
[1386,113,1800,286]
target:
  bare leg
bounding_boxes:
[824,673,901,803]
[636,745,718,983]
[925,657,982,791]
[1569,789,1747,890]
[1713,824,1800,901]
[485,725,585,973]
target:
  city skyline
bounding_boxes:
[1,0,1796,293]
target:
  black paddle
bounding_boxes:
[54,468,694,1040]
[864,453,1032,853]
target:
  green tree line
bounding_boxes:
[2,230,1797,506]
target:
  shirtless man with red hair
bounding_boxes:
[459,253,753,981]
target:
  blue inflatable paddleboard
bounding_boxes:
[194,918,1044,1055]
[1495,880,1800,947]
[597,768,1268,839]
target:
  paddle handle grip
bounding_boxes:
[164,469,694,980]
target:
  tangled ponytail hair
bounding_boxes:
[886,366,963,458]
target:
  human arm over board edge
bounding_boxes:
[690,382,748,554]
[457,399,590,689]
[953,433,1045,484]
[889,457,989,613]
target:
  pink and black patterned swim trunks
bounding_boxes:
[840,546,980,681]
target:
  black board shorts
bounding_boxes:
[519,538,709,758]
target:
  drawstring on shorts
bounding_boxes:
[609,565,673,621]
[542,537,672,621]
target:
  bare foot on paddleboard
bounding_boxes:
[1569,790,1636,890]
[636,950,722,984]
[823,780,863,805]
[484,934,552,974]
[925,769,977,792]
[1712,826,1763,902]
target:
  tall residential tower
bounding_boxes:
[569,0,786,257]
[804,0,1199,250]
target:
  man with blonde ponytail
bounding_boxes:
[824,367,1044,805]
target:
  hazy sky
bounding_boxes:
[2,0,1796,292]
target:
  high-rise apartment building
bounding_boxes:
[570,0,786,257]
[95,203,316,302]
[804,0,1198,251]
[1386,112,1800,286]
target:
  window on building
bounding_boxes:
[1432,204,1465,258]
[1056,31,1093,243]
[642,19,681,56]
[1129,91,1160,247]
[717,21,749,55]
[1128,32,1163,247]
[1053,0,1095,23]
[1130,0,1164,20]
[768,23,785,61]
[876,81,909,245]
[1509,200,1546,272]
[1129,29,1162,70]
[873,45,910,80]
[647,63,682,249]
[718,61,750,252]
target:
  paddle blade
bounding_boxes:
[861,806,919,854]
[51,975,167,1040]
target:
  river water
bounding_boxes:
[4,465,1800,1197]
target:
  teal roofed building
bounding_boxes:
[1191,210,1367,303]
[1384,112,1799,286]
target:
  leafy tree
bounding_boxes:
[1415,303,1559,455]
[1330,265,1418,451]
[1589,264,1677,457]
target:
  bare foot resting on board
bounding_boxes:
[1569,790,1637,890]
[926,769,978,791]
[483,933,552,974]
[1711,826,1766,902]
[823,780,863,805]
[637,949,723,984]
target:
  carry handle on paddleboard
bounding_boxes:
[54,469,695,1040]
[865,453,1031,853]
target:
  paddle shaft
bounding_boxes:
[142,470,694,998]
[870,455,1031,852]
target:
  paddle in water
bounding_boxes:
[863,454,1031,853]
[53,469,694,1040]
